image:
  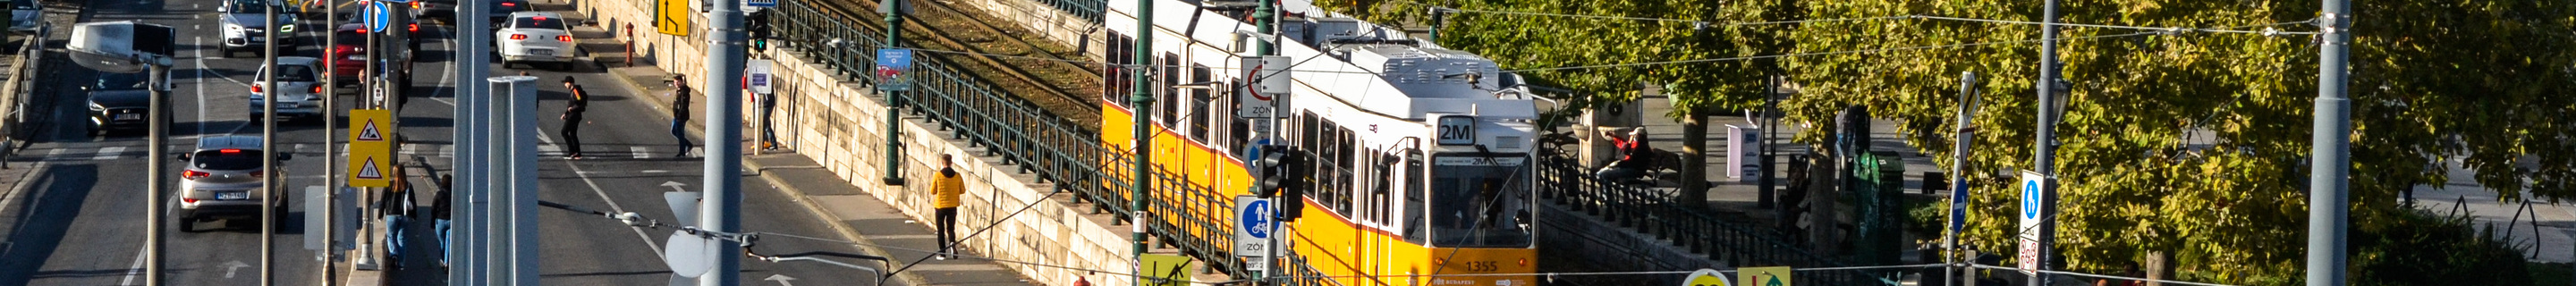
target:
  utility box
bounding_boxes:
[1726,124,1761,181]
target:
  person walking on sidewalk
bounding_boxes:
[930,154,965,259]
[667,75,696,157]
[378,164,415,269]
[432,174,453,268]
[560,77,590,159]
[755,85,779,149]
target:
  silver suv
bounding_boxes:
[216,0,298,57]
[176,135,291,231]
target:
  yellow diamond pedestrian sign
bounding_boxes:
[348,109,395,187]
[1737,266,1791,286]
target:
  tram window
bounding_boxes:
[1159,54,1181,128]
[1105,32,1131,107]
[1402,151,1427,244]
[1373,154,1395,224]
[1428,153,1534,248]
[1231,119,1250,150]
[1188,64,1212,142]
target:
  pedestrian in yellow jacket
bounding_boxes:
[930,154,964,259]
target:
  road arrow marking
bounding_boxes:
[663,181,690,192]
[221,260,250,278]
[764,274,797,286]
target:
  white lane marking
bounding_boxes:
[429,23,458,106]
[562,156,667,259]
[538,145,560,156]
[640,170,669,173]
[47,148,64,161]
[194,37,209,136]
[631,147,648,158]
[404,144,426,156]
[96,147,126,160]
[119,240,148,285]
[440,145,455,156]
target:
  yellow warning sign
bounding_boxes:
[351,109,392,143]
[348,109,395,188]
[655,0,691,36]
[1682,268,1731,286]
[1737,266,1791,286]
[1139,254,1192,286]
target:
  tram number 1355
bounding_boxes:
[1459,260,1498,272]
[1436,116,1476,146]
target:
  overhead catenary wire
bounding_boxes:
[1968,264,2243,286]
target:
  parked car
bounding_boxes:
[494,12,571,70]
[84,71,161,136]
[10,0,40,32]
[216,0,301,57]
[176,135,291,231]
[250,56,324,121]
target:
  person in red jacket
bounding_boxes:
[1593,128,1650,182]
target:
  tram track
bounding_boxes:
[809,0,1103,130]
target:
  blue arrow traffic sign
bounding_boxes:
[364,2,391,32]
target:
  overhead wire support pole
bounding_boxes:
[2029,0,2062,284]
[459,0,493,281]
[259,1,279,283]
[1129,0,1155,283]
[320,0,339,283]
[146,58,170,286]
[2304,0,2352,284]
[483,76,515,285]
[703,0,750,282]
[879,0,906,186]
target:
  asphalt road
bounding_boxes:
[0,0,893,284]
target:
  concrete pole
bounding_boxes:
[258,2,280,284]
[703,0,749,282]
[1129,0,1155,283]
[145,63,169,286]
[449,60,477,285]
[1946,72,1979,286]
[878,0,906,186]
[459,0,491,281]
[483,76,514,285]
[2304,0,2352,284]
[319,0,338,283]
[500,76,542,285]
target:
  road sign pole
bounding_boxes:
[877,0,907,186]
[1945,72,1978,286]
[2029,0,2062,283]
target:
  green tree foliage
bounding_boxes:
[1782,0,2575,283]
[1322,0,2573,283]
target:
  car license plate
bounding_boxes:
[216,191,248,200]
[530,49,552,55]
[115,114,140,120]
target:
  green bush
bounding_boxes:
[2348,208,2532,286]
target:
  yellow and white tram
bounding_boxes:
[1102,1,1545,284]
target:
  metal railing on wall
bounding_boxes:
[1534,153,1865,285]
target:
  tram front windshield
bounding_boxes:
[1428,153,1533,248]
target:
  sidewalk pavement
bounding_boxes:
[538,4,1042,284]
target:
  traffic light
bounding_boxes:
[1275,148,1310,221]
[746,9,773,51]
[1253,145,1289,198]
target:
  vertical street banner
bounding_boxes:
[348,109,395,187]
[876,48,914,91]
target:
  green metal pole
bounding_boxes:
[880,0,908,185]
[1130,0,1155,283]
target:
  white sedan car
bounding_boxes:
[495,12,572,70]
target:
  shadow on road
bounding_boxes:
[0,164,100,285]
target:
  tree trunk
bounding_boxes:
[1809,153,1840,256]
[1681,111,1709,208]
[2145,250,2171,286]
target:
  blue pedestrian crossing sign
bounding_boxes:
[1233,196,1274,257]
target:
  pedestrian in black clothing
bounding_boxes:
[432,174,453,268]
[561,77,589,159]
[668,75,695,157]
